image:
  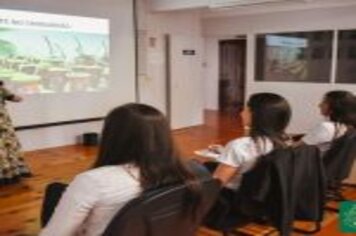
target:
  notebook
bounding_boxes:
[194,148,221,160]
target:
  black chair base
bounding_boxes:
[207,217,277,236]
[325,183,356,212]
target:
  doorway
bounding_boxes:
[218,38,247,114]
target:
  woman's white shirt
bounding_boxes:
[40,165,142,236]
[302,121,347,153]
[217,137,274,190]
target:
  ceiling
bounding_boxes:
[149,0,356,18]
[203,0,356,18]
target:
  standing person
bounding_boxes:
[40,103,202,236]
[299,91,355,154]
[0,81,31,185]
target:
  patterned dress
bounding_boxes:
[0,87,31,185]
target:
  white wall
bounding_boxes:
[1,0,136,151]
[203,5,356,133]
[203,37,219,110]
[138,0,204,129]
[18,122,103,150]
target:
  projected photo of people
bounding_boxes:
[256,31,333,83]
[0,10,109,94]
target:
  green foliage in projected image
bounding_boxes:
[0,39,16,56]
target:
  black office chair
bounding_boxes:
[102,178,221,236]
[204,145,325,236]
[323,130,356,206]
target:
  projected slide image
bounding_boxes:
[264,35,308,81]
[0,9,109,94]
[256,31,333,83]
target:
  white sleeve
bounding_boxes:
[40,174,100,236]
[303,123,334,145]
[218,140,249,168]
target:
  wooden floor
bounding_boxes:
[0,111,354,236]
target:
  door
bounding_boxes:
[219,39,247,114]
[169,35,203,129]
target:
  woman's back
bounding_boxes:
[40,166,141,236]
[303,121,348,154]
[218,137,274,190]
[40,103,201,236]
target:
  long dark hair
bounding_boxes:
[323,91,355,136]
[94,103,201,212]
[340,94,356,129]
[247,93,291,148]
[324,91,354,124]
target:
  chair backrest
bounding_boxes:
[291,145,325,222]
[103,178,221,236]
[323,130,356,184]
[236,145,324,236]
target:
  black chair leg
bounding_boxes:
[222,229,241,236]
[293,221,321,234]
[341,182,356,188]
[325,205,339,213]
[222,230,231,236]
[326,182,356,203]
[326,188,345,201]
[222,229,277,236]
[322,183,356,214]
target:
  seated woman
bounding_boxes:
[299,91,355,154]
[203,93,292,228]
[40,103,202,236]
[213,92,292,192]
